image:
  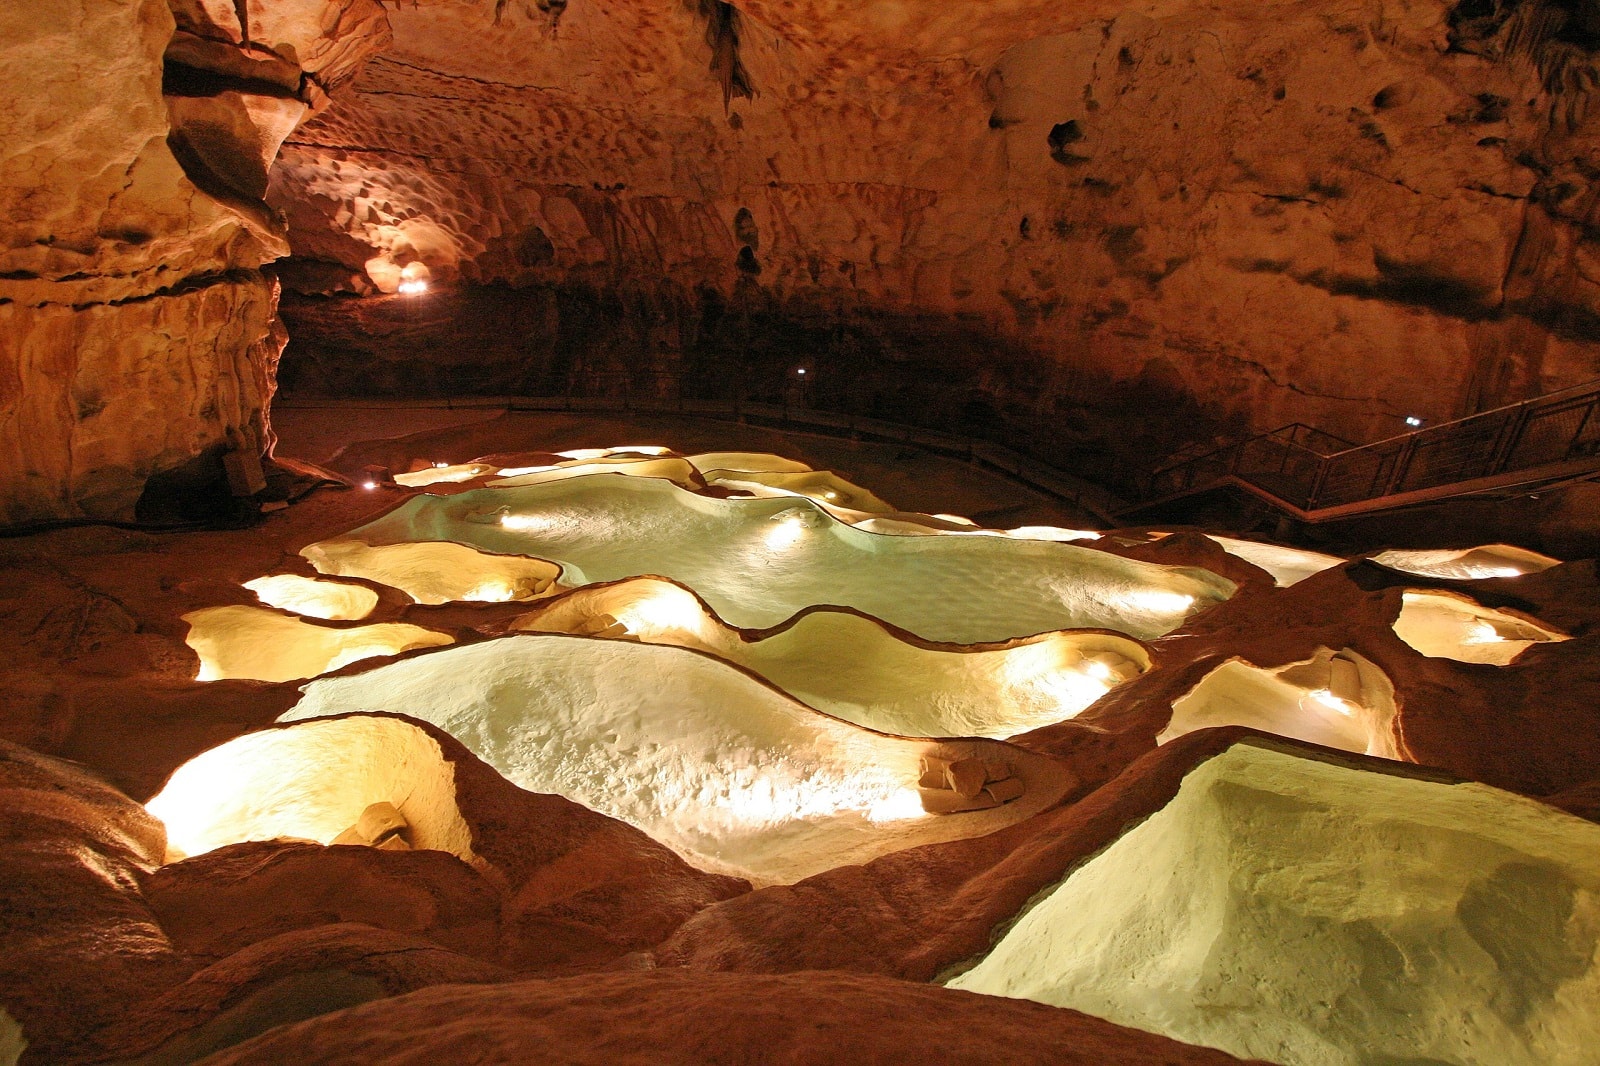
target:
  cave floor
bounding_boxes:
[5,409,1600,1065]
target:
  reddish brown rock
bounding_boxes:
[196,968,1264,1065]
[144,841,503,963]
[0,742,191,1063]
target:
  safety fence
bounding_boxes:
[1144,378,1600,514]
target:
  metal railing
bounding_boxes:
[1143,378,1600,515]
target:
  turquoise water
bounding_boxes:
[316,474,1233,643]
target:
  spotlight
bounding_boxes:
[1299,655,1363,717]
[1463,621,1505,645]
[1303,688,1358,717]
[1405,416,1423,427]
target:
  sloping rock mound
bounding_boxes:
[283,638,1076,884]
[0,712,748,1064]
[948,740,1600,1066]
[196,969,1263,1065]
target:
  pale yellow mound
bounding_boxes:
[1372,544,1560,580]
[183,606,454,683]
[146,715,475,864]
[492,456,700,487]
[1157,649,1399,759]
[1393,590,1569,665]
[284,635,1074,884]
[1203,536,1344,586]
[302,540,561,605]
[949,741,1600,1066]
[514,578,1148,739]
[243,574,378,621]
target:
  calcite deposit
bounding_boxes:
[0,420,1596,1065]
[4,0,1600,1059]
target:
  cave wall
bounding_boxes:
[6,0,1600,521]
[270,0,1600,456]
[0,0,387,523]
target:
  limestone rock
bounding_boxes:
[269,0,1600,457]
[0,0,388,523]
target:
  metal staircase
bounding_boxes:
[1121,378,1600,523]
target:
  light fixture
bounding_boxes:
[1298,655,1363,717]
[397,279,429,295]
[1405,416,1423,427]
[1083,659,1114,683]
[764,505,826,550]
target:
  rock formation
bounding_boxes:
[7,0,1599,517]
[0,0,387,523]
[1,433,1595,1063]
[270,0,1600,466]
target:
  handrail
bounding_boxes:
[1139,377,1600,517]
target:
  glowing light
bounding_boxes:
[867,788,928,823]
[763,506,824,550]
[1083,659,1115,683]
[765,515,807,550]
[397,279,429,295]
[434,461,449,469]
[362,480,378,491]
[618,586,709,636]
[1405,416,1423,427]
[1302,688,1358,717]
[1463,621,1505,645]
[1007,526,1103,543]
[144,716,475,863]
[500,512,556,532]
[1481,566,1522,578]
[796,368,807,376]
[1118,590,1197,614]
